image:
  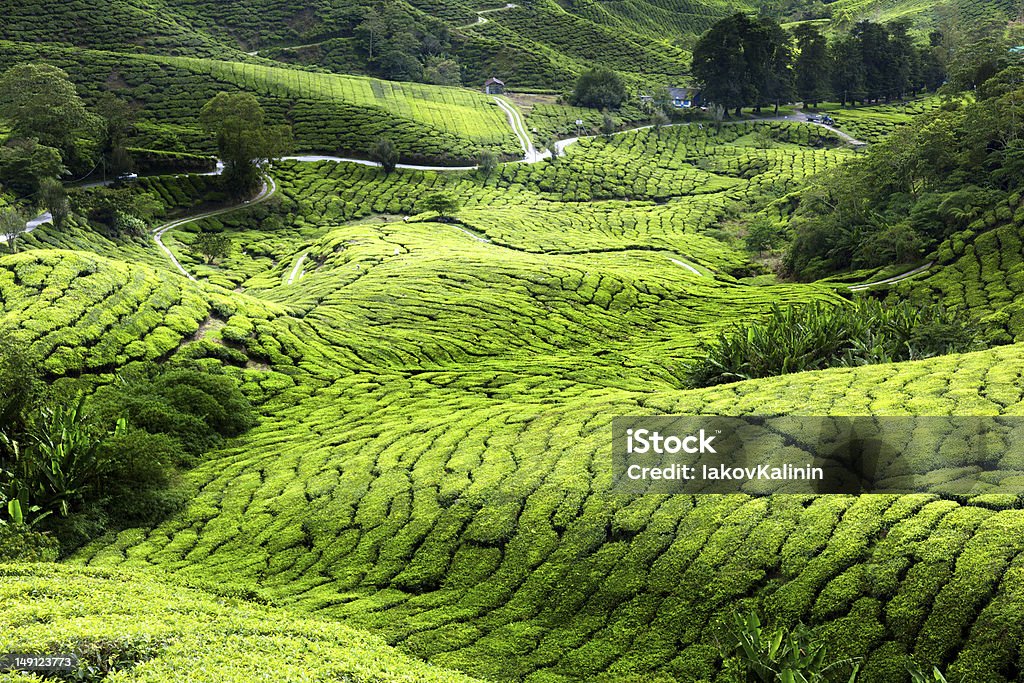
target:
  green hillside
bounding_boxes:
[0,563,484,682]
[0,40,521,163]
[1,105,1023,679]
[3,0,1024,680]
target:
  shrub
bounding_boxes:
[571,67,626,110]
[0,523,58,562]
[686,299,979,387]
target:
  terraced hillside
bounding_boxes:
[4,0,1014,93]
[0,40,522,164]
[0,563,485,682]
[2,100,1023,682]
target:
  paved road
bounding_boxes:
[848,261,934,292]
[458,3,518,29]
[152,175,278,280]
[285,251,308,285]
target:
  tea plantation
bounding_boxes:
[1,93,1023,681]
[0,40,521,163]
[4,1,1024,678]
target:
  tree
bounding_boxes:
[830,33,866,106]
[95,93,136,178]
[571,67,627,110]
[0,208,27,253]
[710,103,727,133]
[744,217,783,256]
[794,24,831,107]
[477,149,498,178]
[420,192,459,220]
[423,55,462,86]
[369,137,399,174]
[601,113,616,137]
[546,136,560,161]
[0,139,65,196]
[199,92,292,197]
[652,110,671,134]
[0,64,97,165]
[192,232,231,264]
[692,14,756,115]
[39,179,69,232]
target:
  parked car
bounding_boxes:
[115,172,138,183]
[806,114,822,123]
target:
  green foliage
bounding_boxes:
[0,62,98,165]
[478,149,498,178]
[0,207,28,254]
[199,91,290,196]
[0,523,58,562]
[0,137,65,197]
[369,136,399,174]
[39,177,69,231]
[420,191,459,219]
[720,611,860,682]
[786,72,1024,280]
[571,67,627,110]
[686,299,978,387]
[192,231,231,264]
[0,564,484,682]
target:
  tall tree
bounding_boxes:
[830,34,866,106]
[39,178,69,232]
[0,64,97,166]
[571,67,627,110]
[888,20,916,99]
[0,208,27,253]
[692,13,753,115]
[369,137,399,174]
[758,17,794,114]
[693,14,792,115]
[95,93,136,178]
[199,92,291,197]
[794,24,831,107]
[0,139,65,197]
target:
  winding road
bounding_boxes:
[458,3,518,29]
[152,175,278,281]
[15,98,907,286]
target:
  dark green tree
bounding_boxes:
[692,14,792,115]
[0,208,28,253]
[39,178,69,232]
[0,138,65,197]
[420,192,459,220]
[794,24,831,107]
[692,14,753,115]
[477,149,498,178]
[192,232,231,264]
[0,64,97,165]
[199,92,291,197]
[369,137,399,174]
[830,34,866,106]
[571,67,627,110]
[95,93,136,178]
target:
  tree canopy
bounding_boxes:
[199,92,291,196]
[0,64,97,165]
[571,67,627,110]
